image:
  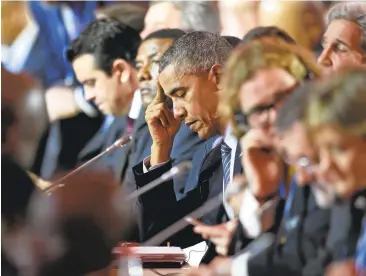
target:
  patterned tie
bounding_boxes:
[221,142,232,188]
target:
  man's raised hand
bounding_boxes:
[146,80,181,166]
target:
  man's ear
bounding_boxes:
[112,59,131,84]
[208,64,222,89]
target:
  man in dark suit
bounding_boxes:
[130,32,245,261]
[66,18,142,180]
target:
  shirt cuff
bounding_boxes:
[231,252,251,276]
[142,156,171,173]
[239,188,279,238]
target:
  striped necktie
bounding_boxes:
[221,141,232,188]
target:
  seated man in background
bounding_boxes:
[66,18,141,181]
[318,2,366,75]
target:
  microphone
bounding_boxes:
[44,135,132,193]
[143,193,223,246]
[127,161,192,201]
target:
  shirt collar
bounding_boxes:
[224,124,238,150]
[128,89,142,119]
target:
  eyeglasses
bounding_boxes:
[236,86,298,134]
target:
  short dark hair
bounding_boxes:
[275,82,313,133]
[242,26,296,44]
[159,31,232,75]
[222,36,242,47]
[143,28,186,42]
[66,18,141,75]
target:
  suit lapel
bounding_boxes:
[184,135,221,194]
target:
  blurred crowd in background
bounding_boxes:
[1,0,331,170]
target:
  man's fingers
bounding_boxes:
[157,108,169,127]
[165,106,179,126]
[146,103,170,127]
[154,79,166,103]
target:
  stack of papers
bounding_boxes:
[113,246,186,263]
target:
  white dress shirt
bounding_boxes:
[128,90,142,120]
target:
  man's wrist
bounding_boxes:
[150,142,172,167]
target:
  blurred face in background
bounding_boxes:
[140,2,181,39]
[314,124,366,198]
[318,19,365,76]
[73,54,137,116]
[136,37,174,108]
[238,67,297,137]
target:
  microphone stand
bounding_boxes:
[143,193,223,246]
[43,136,132,194]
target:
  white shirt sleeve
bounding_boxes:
[142,156,170,173]
[2,20,39,73]
[239,188,279,238]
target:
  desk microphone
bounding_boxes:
[127,161,192,201]
[143,193,223,246]
[44,135,132,193]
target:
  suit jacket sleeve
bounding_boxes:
[132,159,203,247]
[170,125,203,199]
